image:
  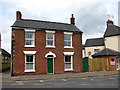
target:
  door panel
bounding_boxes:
[47,58,53,74]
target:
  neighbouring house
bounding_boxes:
[0,49,11,72]
[11,11,83,75]
[84,37,105,58]
[92,48,120,71]
[0,33,11,72]
[83,19,120,70]
[104,20,120,52]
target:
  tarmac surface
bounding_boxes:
[1,70,118,82]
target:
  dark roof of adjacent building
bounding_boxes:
[84,37,105,47]
[11,19,83,33]
[92,48,120,57]
[104,25,120,37]
[0,48,11,57]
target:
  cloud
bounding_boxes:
[0,0,118,52]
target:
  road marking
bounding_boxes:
[39,80,44,83]
[90,79,94,80]
[33,83,45,85]
[79,84,91,86]
[109,78,117,80]
[62,79,67,81]
[16,81,23,85]
[81,78,87,79]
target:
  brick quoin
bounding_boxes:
[12,29,83,75]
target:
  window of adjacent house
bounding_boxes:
[25,55,35,71]
[2,55,4,63]
[64,55,73,71]
[25,32,34,46]
[64,34,72,47]
[94,49,100,54]
[46,33,54,46]
[5,56,8,64]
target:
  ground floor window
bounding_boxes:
[64,55,73,71]
[25,54,35,71]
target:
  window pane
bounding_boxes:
[64,41,67,46]
[26,63,33,70]
[26,55,33,62]
[65,56,71,62]
[47,40,53,46]
[2,56,4,63]
[47,33,53,39]
[29,33,34,39]
[25,32,29,39]
[65,63,71,69]
[64,34,71,40]
[25,40,30,45]
[67,42,71,46]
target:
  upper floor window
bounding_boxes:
[64,32,73,48]
[94,49,100,54]
[5,56,8,64]
[25,29,35,47]
[46,30,55,48]
[2,55,4,64]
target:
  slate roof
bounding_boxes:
[11,19,82,33]
[0,48,11,57]
[84,37,105,47]
[92,48,120,57]
[104,25,120,37]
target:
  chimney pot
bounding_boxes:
[70,14,75,25]
[16,11,22,20]
[107,19,114,27]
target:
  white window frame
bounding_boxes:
[45,30,55,48]
[63,52,74,71]
[23,51,36,72]
[25,29,35,47]
[64,32,73,48]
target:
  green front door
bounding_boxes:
[47,58,53,74]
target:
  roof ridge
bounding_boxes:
[20,19,72,26]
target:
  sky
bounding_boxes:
[0,0,119,53]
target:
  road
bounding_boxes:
[2,74,118,88]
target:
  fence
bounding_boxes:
[89,58,109,72]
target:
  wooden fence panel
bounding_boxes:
[89,58,109,72]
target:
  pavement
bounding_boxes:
[1,70,118,82]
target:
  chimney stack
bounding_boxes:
[16,11,22,20]
[107,19,114,27]
[70,14,75,25]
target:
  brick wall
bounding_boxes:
[12,29,83,75]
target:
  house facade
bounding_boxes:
[11,11,83,75]
[84,19,120,70]
[0,48,11,72]
[84,37,105,58]
[104,20,120,52]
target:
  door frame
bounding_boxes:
[47,57,54,74]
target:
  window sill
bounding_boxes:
[45,46,55,48]
[24,70,36,72]
[24,45,35,48]
[64,69,73,71]
[64,47,73,49]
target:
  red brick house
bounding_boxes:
[11,11,83,75]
